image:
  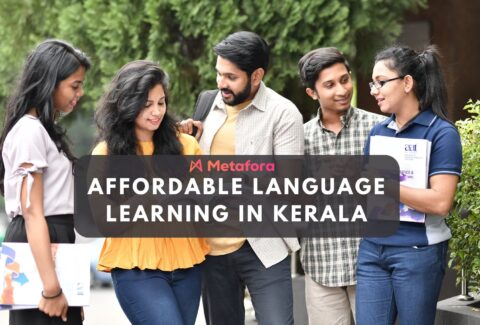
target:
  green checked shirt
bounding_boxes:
[301,106,385,286]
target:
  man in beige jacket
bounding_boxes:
[181,31,304,325]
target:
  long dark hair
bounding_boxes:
[0,39,91,193]
[375,45,449,120]
[95,60,182,155]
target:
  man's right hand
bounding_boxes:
[178,119,203,140]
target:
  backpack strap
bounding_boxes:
[192,89,219,121]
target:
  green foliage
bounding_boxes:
[448,99,480,293]
[0,0,426,118]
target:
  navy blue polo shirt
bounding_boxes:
[364,109,462,246]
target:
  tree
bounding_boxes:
[0,0,426,118]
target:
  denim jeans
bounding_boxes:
[356,239,447,325]
[111,265,203,325]
[202,241,294,325]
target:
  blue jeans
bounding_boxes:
[111,265,203,325]
[202,241,294,325]
[356,239,447,325]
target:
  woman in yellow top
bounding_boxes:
[93,60,209,325]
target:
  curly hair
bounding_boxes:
[95,60,182,155]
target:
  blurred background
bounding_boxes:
[0,0,478,161]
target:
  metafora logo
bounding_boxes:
[404,144,417,152]
[189,159,275,173]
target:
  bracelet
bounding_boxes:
[41,288,62,299]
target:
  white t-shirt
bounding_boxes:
[2,115,74,218]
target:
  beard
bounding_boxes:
[220,78,252,106]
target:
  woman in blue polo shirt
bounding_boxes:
[356,45,462,325]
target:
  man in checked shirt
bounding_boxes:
[298,47,385,325]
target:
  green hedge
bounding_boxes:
[448,99,480,292]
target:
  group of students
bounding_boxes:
[0,30,461,325]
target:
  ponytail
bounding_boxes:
[418,46,448,120]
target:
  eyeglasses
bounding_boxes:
[369,75,405,91]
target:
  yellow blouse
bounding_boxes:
[94,133,210,272]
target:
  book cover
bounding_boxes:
[0,243,90,308]
[370,135,431,223]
